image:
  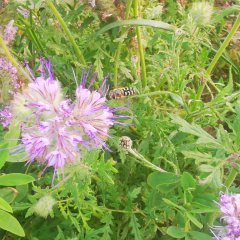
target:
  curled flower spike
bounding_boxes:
[11,59,129,185]
[212,193,240,239]
[3,20,18,45]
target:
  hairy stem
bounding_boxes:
[45,0,86,65]
[207,16,240,75]
[133,0,147,88]
[128,148,166,172]
[197,15,240,100]
[114,0,133,87]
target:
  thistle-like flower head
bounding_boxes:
[188,1,213,27]
[11,59,129,184]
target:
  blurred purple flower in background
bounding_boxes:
[212,193,240,240]
[0,57,20,94]
[11,59,129,184]
[0,106,12,128]
[3,20,18,45]
[0,57,20,128]
[17,6,30,18]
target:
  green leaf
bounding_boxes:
[0,209,25,237]
[4,122,20,148]
[233,110,240,147]
[182,151,218,165]
[185,212,203,229]
[162,198,186,212]
[7,151,27,163]
[147,172,180,188]
[170,115,221,147]
[0,174,35,186]
[188,231,212,240]
[0,188,18,203]
[92,19,175,39]
[181,172,196,190]
[169,93,184,106]
[128,187,141,201]
[210,67,233,105]
[130,214,143,240]
[0,197,12,213]
[166,226,186,238]
[0,143,9,169]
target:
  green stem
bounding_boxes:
[128,148,166,172]
[133,0,147,88]
[45,0,86,65]
[224,167,238,189]
[0,36,31,82]
[207,16,240,75]
[197,15,240,101]
[113,0,133,87]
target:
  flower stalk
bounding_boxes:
[207,16,240,75]
[45,0,86,65]
[128,147,166,172]
[197,15,240,100]
[133,0,147,88]
[113,0,133,87]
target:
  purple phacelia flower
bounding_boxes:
[0,106,12,128]
[212,193,240,240]
[0,57,20,128]
[12,59,129,184]
[3,20,18,45]
[0,57,20,96]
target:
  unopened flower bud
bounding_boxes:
[119,136,132,149]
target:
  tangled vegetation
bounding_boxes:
[0,0,240,239]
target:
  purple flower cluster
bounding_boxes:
[212,193,240,240]
[3,20,18,44]
[0,57,20,128]
[12,59,128,184]
[0,106,12,128]
[0,57,20,94]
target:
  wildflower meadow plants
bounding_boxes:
[0,0,240,239]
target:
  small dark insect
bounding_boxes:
[108,87,136,99]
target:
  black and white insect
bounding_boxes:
[108,87,136,99]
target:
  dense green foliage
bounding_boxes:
[0,0,240,239]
